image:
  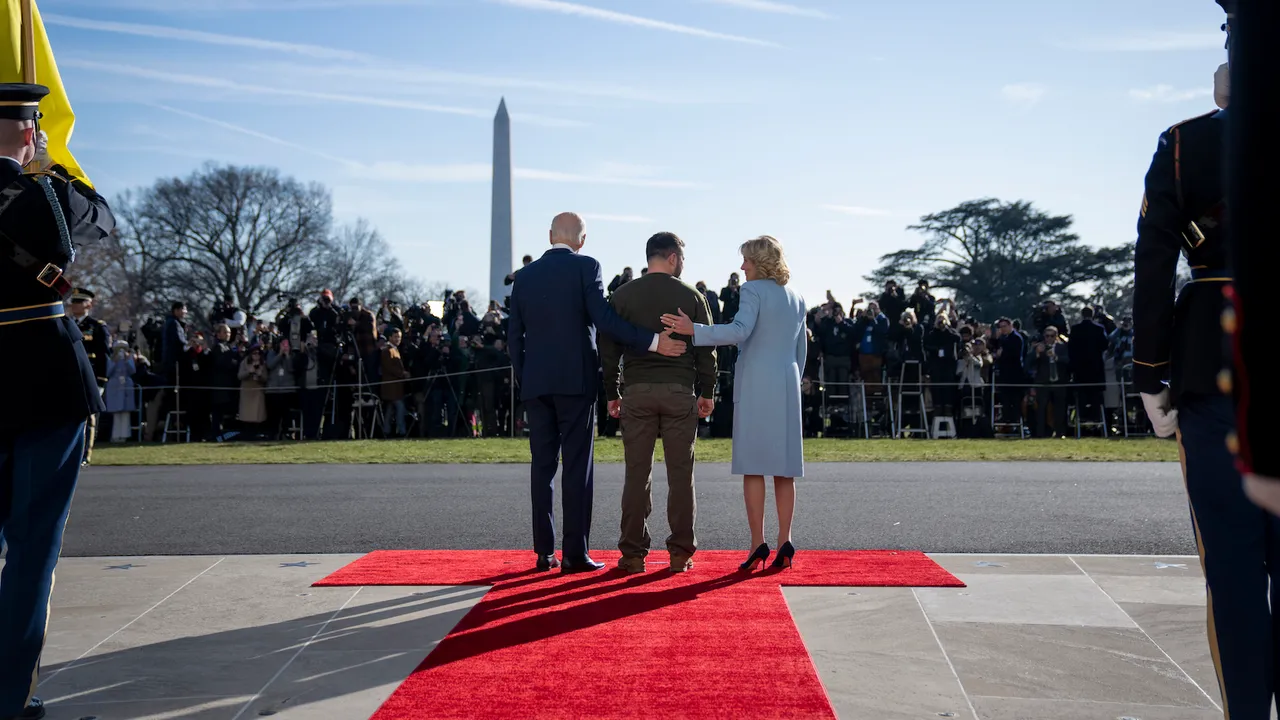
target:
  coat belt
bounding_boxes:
[0,301,65,326]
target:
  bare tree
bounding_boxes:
[69,191,170,326]
[127,163,331,317]
[102,163,439,327]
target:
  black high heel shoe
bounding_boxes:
[739,543,770,571]
[770,541,796,569]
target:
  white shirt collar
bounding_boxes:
[551,243,577,253]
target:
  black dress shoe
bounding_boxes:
[19,698,46,720]
[535,554,560,572]
[560,555,605,574]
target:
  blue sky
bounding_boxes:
[41,0,1228,308]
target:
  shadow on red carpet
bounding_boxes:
[315,550,963,719]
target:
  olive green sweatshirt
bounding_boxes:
[599,272,718,401]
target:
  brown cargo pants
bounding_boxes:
[618,383,699,559]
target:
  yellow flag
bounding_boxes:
[1,0,92,187]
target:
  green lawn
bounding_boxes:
[90,437,1177,466]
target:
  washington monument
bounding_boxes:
[489,98,513,306]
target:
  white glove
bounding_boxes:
[31,130,54,172]
[1214,62,1230,110]
[1245,474,1280,516]
[1141,390,1179,438]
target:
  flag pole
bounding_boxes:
[20,0,36,83]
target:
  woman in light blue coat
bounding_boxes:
[663,236,807,571]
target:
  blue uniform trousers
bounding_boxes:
[526,394,596,559]
[1179,392,1280,719]
[0,420,86,717]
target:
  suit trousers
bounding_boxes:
[617,384,699,559]
[0,420,86,717]
[1035,385,1069,438]
[526,394,596,559]
[1179,392,1280,718]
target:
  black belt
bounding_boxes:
[1189,267,1231,283]
[0,301,65,326]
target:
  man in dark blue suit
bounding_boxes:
[508,212,687,573]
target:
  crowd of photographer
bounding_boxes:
[797,280,1140,438]
[89,266,1142,445]
[103,288,515,444]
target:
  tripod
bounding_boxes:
[422,369,467,438]
[319,337,372,440]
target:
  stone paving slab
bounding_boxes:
[9,553,1224,720]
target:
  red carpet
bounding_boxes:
[315,550,963,719]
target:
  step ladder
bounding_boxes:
[861,367,896,439]
[1073,385,1108,439]
[1118,363,1152,437]
[162,410,189,444]
[896,360,929,438]
[931,416,957,439]
[991,381,1027,439]
[819,358,855,438]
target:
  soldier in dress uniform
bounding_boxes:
[1133,4,1280,717]
[66,288,109,465]
[1226,0,1280,523]
[0,83,115,720]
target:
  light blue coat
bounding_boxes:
[692,279,807,478]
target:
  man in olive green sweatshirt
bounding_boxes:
[600,232,717,573]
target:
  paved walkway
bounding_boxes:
[22,552,1226,720]
[68,462,1193,556]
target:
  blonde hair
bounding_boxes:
[740,235,791,286]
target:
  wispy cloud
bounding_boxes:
[489,0,778,47]
[269,63,667,104]
[61,60,585,127]
[357,162,493,182]
[699,0,829,19]
[1128,85,1213,103]
[49,0,436,10]
[73,140,252,164]
[150,103,349,163]
[822,205,889,217]
[1070,31,1223,52]
[581,213,655,224]
[43,14,374,61]
[1001,82,1047,107]
[142,104,696,188]
[353,162,699,187]
[514,168,700,188]
[52,15,672,105]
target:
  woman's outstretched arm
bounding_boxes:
[665,283,761,347]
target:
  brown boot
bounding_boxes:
[669,554,694,573]
[617,556,647,574]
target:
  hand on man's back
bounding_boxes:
[656,328,687,357]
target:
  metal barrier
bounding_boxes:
[109,361,1156,443]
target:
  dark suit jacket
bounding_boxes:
[162,315,188,383]
[702,289,722,324]
[508,247,655,401]
[1068,320,1108,383]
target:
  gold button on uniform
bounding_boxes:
[1221,308,1236,335]
[1218,369,1233,394]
